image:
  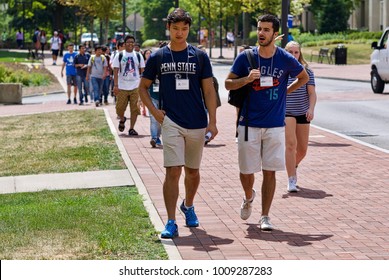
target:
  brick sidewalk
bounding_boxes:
[108,102,389,260]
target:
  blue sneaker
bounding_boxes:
[161,219,178,239]
[180,201,199,227]
[156,138,162,145]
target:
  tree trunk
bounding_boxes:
[90,17,94,48]
[234,14,239,58]
[53,3,65,32]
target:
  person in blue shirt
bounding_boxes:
[225,14,309,231]
[138,8,218,239]
[61,43,78,104]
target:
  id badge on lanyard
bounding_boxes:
[176,79,190,90]
[260,76,273,87]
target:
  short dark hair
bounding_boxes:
[94,45,102,51]
[67,43,74,47]
[116,39,124,48]
[124,34,135,43]
[167,8,192,27]
[101,46,107,52]
[258,14,280,33]
[79,44,86,50]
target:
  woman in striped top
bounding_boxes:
[285,41,317,192]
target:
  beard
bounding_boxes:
[258,37,273,47]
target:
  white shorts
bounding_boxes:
[161,116,206,169]
[238,125,285,174]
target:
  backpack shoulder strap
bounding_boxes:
[118,51,124,72]
[155,47,165,109]
[136,52,141,65]
[194,47,204,74]
[241,48,256,141]
[244,48,256,69]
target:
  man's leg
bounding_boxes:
[164,166,182,221]
[115,90,127,121]
[129,89,140,132]
[65,76,71,103]
[72,77,78,101]
[83,77,90,102]
[183,167,200,207]
[76,75,83,103]
[261,170,276,216]
[67,83,71,100]
[240,173,255,201]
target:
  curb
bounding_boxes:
[102,108,182,260]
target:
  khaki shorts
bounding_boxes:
[161,116,206,169]
[116,88,140,116]
[238,125,285,174]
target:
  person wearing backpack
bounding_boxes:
[86,45,107,107]
[112,35,145,136]
[32,27,40,57]
[138,8,218,239]
[39,30,47,55]
[49,31,62,65]
[225,14,309,231]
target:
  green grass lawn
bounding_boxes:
[0,110,126,177]
[0,109,168,260]
[0,187,168,260]
[0,50,31,63]
[301,43,371,65]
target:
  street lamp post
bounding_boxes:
[281,0,289,48]
[122,0,126,38]
[218,3,224,59]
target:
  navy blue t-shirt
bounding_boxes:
[231,47,304,128]
[142,45,213,129]
[74,52,91,78]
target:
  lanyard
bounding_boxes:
[168,44,190,79]
[257,46,276,76]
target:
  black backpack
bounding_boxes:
[228,49,256,141]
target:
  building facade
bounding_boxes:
[301,0,389,32]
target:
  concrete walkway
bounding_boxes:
[1,47,389,260]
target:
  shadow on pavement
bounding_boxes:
[174,228,234,252]
[282,186,334,200]
[246,224,333,247]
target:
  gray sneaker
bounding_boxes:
[260,216,274,231]
[240,189,256,220]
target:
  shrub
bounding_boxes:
[0,63,51,86]
[142,39,160,48]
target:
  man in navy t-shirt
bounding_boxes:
[74,45,91,104]
[139,8,218,239]
[225,14,309,231]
